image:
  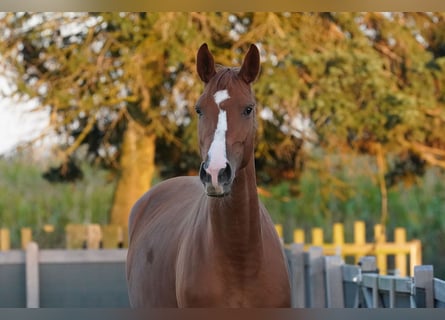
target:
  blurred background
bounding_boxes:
[0,12,445,277]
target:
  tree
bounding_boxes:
[1,12,303,226]
[0,13,210,225]
[313,12,445,225]
[2,12,445,231]
[241,12,445,227]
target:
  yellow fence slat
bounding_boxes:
[86,224,102,249]
[66,224,102,249]
[354,221,366,263]
[312,227,324,246]
[374,224,387,275]
[410,239,422,276]
[21,228,32,250]
[0,228,10,251]
[275,220,421,276]
[102,225,124,249]
[294,229,305,244]
[333,223,344,246]
[395,227,407,277]
[66,224,87,249]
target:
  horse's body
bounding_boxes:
[126,44,291,307]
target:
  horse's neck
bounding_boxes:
[207,160,263,260]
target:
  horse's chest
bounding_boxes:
[176,270,248,307]
[175,249,270,307]
[176,269,277,307]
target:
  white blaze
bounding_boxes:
[206,90,230,189]
[214,89,230,105]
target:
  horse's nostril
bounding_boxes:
[200,161,232,191]
[199,161,210,183]
[218,162,232,184]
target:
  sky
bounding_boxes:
[0,77,50,156]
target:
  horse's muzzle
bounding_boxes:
[199,161,233,197]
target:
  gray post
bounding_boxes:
[26,241,39,308]
[359,256,378,273]
[388,277,396,308]
[287,243,305,307]
[414,265,434,308]
[341,264,361,307]
[325,255,345,307]
[307,246,325,307]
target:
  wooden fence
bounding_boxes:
[0,243,129,308]
[275,221,422,277]
[0,220,432,308]
[285,244,445,308]
[0,224,129,251]
[1,221,422,278]
[0,241,443,308]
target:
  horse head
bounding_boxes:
[196,43,260,197]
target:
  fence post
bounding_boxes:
[102,225,124,249]
[359,256,378,273]
[414,265,434,308]
[86,224,102,249]
[325,255,345,307]
[333,223,344,257]
[21,228,32,250]
[25,242,39,308]
[66,224,86,249]
[387,276,396,308]
[358,256,378,307]
[288,243,305,307]
[294,228,305,244]
[354,221,366,264]
[66,224,102,249]
[410,240,422,276]
[341,264,361,308]
[361,273,379,308]
[374,224,387,275]
[312,228,323,246]
[306,246,325,307]
[394,228,407,277]
[0,228,10,251]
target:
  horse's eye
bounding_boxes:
[195,106,203,116]
[243,105,254,116]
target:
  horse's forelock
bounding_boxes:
[206,67,249,96]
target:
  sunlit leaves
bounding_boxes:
[1,12,445,188]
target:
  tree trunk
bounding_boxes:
[110,120,156,226]
[374,143,388,232]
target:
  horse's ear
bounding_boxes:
[197,43,216,83]
[238,44,260,84]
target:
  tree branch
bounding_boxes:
[61,116,96,160]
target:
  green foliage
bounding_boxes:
[0,155,115,248]
[260,156,445,278]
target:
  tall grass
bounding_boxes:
[0,155,115,248]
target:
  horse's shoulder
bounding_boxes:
[128,176,202,232]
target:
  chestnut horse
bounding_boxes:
[126,44,291,307]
